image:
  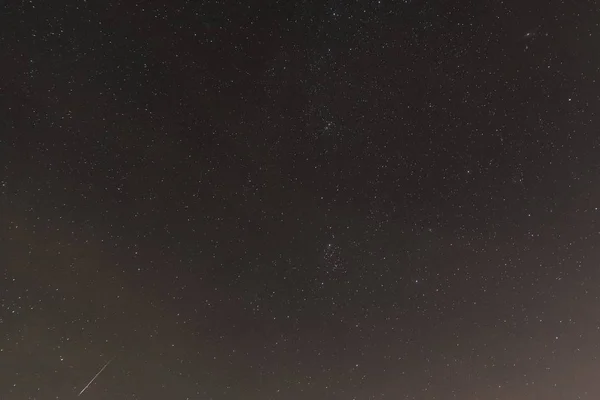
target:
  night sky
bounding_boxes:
[1,0,600,399]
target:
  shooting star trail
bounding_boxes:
[78,357,114,396]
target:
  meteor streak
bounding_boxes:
[78,357,114,396]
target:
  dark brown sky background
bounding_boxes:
[1,0,600,399]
